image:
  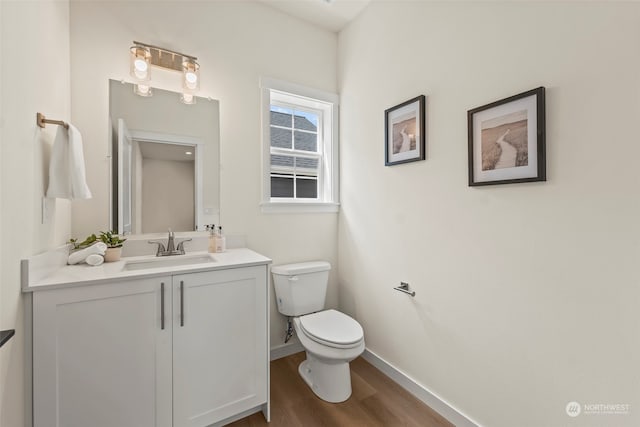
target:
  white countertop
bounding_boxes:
[23,248,271,292]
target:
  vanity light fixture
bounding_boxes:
[129,41,200,104]
[182,58,199,86]
[130,45,152,97]
[130,45,151,81]
[180,58,200,105]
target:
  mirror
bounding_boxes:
[109,80,220,234]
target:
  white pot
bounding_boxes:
[104,247,122,262]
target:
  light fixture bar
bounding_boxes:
[133,40,197,72]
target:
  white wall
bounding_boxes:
[0,1,71,425]
[70,1,338,351]
[338,2,640,427]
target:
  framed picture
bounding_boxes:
[385,95,426,166]
[467,87,546,186]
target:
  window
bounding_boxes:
[261,78,339,213]
[270,106,320,199]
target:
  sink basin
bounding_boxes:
[124,254,215,271]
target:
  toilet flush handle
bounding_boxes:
[288,276,299,282]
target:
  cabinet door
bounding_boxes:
[33,277,172,427]
[173,266,268,427]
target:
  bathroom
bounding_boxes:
[1,1,639,427]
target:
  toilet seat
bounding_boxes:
[299,309,363,349]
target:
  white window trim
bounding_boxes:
[260,77,339,214]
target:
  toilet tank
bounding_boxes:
[271,261,330,316]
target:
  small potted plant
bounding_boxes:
[68,233,98,251]
[100,230,127,262]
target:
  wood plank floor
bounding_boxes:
[228,352,454,427]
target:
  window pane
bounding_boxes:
[270,127,292,149]
[271,154,294,169]
[270,110,292,128]
[271,105,293,114]
[270,155,319,199]
[296,178,318,199]
[271,176,294,198]
[295,157,319,171]
[294,112,318,131]
[294,131,317,152]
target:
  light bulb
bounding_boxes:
[180,93,195,104]
[185,72,198,90]
[182,59,200,94]
[130,45,151,82]
[134,84,152,97]
[133,59,148,79]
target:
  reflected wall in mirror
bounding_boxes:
[109,80,220,233]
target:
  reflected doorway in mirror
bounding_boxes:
[116,124,203,234]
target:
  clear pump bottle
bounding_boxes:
[207,224,216,253]
[215,226,226,252]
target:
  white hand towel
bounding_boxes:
[46,123,92,200]
[68,242,107,265]
[68,123,92,199]
[85,254,105,266]
[46,125,72,199]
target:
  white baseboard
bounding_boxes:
[270,341,304,360]
[362,348,481,427]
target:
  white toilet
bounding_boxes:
[271,261,365,403]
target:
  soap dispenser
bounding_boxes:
[207,224,216,253]
[215,226,226,253]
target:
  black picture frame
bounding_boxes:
[385,95,426,166]
[467,87,546,186]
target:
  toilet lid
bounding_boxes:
[299,309,363,346]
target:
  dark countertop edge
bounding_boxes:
[0,330,15,349]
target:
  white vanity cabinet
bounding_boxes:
[31,263,269,427]
[172,266,268,427]
[33,276,173,427]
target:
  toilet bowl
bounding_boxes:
[271,262,365,403]
[293,309,365,403]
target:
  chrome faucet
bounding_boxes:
[166,229,176,253]
[148,228,192,257]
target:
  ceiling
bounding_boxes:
[259,0,371,32]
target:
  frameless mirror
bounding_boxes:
[109,80,220,234]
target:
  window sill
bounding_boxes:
[260,201,339,214]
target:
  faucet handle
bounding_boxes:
[148,240,166,256]
[176,238,192,254]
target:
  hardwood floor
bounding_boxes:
[227,352,454,427]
